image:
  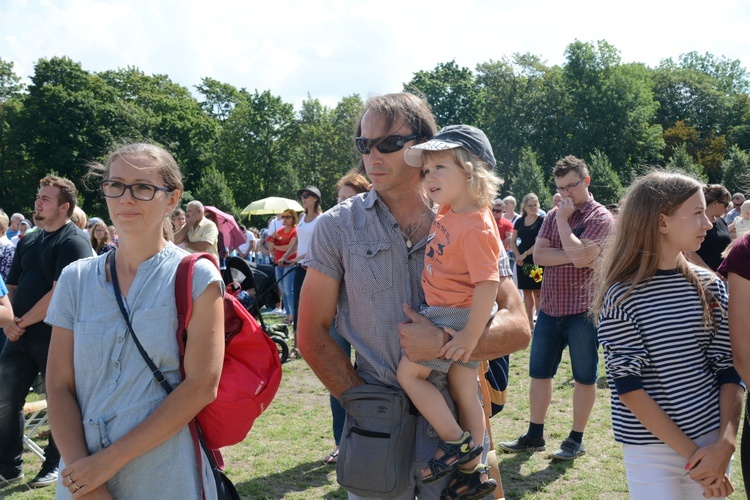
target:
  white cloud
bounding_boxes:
[1,0,748,109]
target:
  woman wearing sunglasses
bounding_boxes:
[686,184,732,272]
[270,209,298,326]
[45,143,224,499]
[287,186,323,358]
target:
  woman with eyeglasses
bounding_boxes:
[685,184,732,272]
[89,221,116,255]
[45,143,224,499]
[286,186,323,358]
[270,208,298,326]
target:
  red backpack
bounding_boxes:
[175,253,283,449]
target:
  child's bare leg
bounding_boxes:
[449,363,485,470]
[397,357,463,441]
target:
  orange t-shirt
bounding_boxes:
[422,205,501,308]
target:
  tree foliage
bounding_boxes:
[587,150,624,206]
[722,146,750,195]
[404,60,479,128]
[3,41,750,223]
[510,147,553,210]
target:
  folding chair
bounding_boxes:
[22,373,47,460]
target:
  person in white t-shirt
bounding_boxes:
[287,186,323,356]
[238,225,256,260]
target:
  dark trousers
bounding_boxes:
[0,335,60,474]
[292,264,307,332]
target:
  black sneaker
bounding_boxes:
[29,462,58,488]
[0,471,24,487]
[549,437,586,461]
[497,434,546,453]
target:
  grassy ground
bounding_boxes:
[5,343,746,499]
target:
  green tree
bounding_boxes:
[563,41,662,179]
[667,143,707,181]
[0,58,27,210]
[192,165,237,213]
[721,146,750,195]
[0,58,23,102]
[404,60,480,128]
[290,95,362,209]
[14,57,136,215]
[476,54,548,192]
[509,147,553,210]
[587,150,624,206]
[99,67,219,189]
[213,90,296,211]
[195,77,248,123]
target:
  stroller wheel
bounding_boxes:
[273,337,289,364]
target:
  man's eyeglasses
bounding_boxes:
[491,209,504,214]
[100,180,171,201]
[555,179,584,193]
[355,134,417,155]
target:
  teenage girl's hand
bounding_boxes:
[438,327,479,363]
[687,442,734,495]
[697,474,733,498]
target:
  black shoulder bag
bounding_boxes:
[109,252,240,500]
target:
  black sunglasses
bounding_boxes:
[355,134,417,155]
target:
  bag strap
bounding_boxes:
[110,250,173,395]
[109,250,221,498]
[175,252,218,362]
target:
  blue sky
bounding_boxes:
[2,0,749,109]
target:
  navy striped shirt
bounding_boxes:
[597,266,740,445]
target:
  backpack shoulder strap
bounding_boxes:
[175,252,219,357]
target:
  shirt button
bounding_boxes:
[117,336,123,342]
[114,361,120,368]
[366,250,372,255]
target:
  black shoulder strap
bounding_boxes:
[110,250,173,395]
[109,250,223,483]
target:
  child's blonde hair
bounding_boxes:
[740,200,750,217]
[420,148,502,208]
[592,170,720,330]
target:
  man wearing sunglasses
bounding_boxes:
[1,176,91,488]
[299,93,530,499]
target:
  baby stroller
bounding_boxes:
[223,256,291,363]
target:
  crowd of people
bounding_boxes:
[0,90,749,499]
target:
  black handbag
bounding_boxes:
[110,252,240,500]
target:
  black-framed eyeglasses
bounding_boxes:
[281,215,292,219]
[300,192,314,200]
[556,179,584,193]
[100,180,171,201]
[355,134,417,155]
[719,200,730,208]
[491,209,504,214]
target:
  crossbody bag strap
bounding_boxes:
[109,250,173,395]
[109,251,223,499]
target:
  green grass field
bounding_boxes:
[5,343,746,499]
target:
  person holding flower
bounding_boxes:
[510,193,545,328]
